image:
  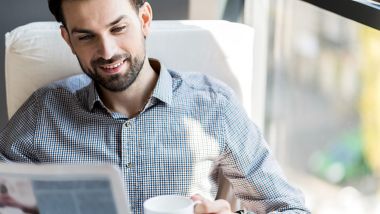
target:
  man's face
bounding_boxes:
[61,0,151,92]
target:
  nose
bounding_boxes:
[96,36,117,60]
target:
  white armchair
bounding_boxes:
[5,20,254,210]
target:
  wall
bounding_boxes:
[0,0,189,129]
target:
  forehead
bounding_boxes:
[62,0,137,30]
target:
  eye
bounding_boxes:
[111,26,127,33]
[78,34,94,41]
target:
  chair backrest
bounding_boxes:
[5,20,254,119]
[5,20,254,210]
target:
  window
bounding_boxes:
[261,0,380,213]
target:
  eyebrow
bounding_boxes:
[107,15,127,27]
[71,15,128,34]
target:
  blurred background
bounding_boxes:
[264,0,380,213]
[1,0,380,213]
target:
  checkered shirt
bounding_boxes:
[0,62,309,214]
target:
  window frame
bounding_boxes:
[300,0,380,30]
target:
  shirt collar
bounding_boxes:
[151,59,173,106]
[86,58,173,112]
[87,81,103,112]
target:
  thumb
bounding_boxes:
[191,194,204,202]
[191,194,207,213]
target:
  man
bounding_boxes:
[0,0,309,213]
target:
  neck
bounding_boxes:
[98,58,159,118]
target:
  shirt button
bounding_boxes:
[126,163,134,168]
[124,121,132,127]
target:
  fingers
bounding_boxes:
[191,194,204,202]
[191,194,232,214]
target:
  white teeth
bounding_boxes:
[103,62,123,69]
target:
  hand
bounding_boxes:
[191,194,234,214]
[0,194,39,214]
[0,194,20,208]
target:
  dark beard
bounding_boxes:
[78,52,145,92]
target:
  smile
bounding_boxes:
[100,61,124,69]
[98,59,127,74]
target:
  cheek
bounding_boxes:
[76,50,95,66]
[76,55,95,72]
[123,38,145,57]
[118,30,145,53]
[71,43,96,65]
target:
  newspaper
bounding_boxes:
[0,164,130,214]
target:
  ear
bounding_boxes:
[60,25,76,55]
[139,2,153,38]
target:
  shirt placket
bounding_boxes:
[120,118,141,213]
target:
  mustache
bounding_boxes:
[92,53,131,66]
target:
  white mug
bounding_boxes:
[143,195,198,214]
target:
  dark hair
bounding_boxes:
[48,0,146,26]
